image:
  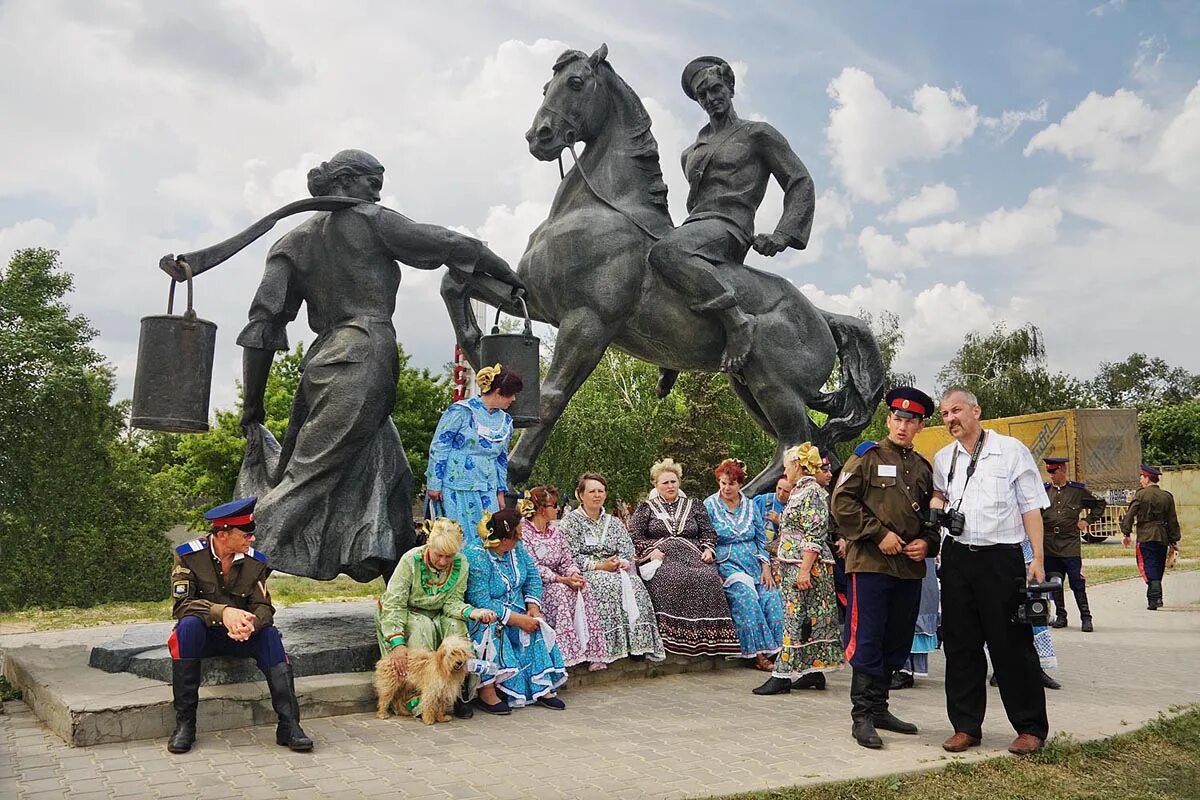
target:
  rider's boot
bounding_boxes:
[716,307,757,373]
[656,368,680,398]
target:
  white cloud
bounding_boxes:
[749,189,853,271]
[1148,81,1200,187]
[1088,0,1125,16]
[904,187,1062,258]
[1024,89,1155,170]
[882,183,958,224]
[857,227,927,272]
[1132,34,1169,84]
[825,67,979,202]
[982,100,1048,142]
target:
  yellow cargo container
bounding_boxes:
[914,408,1141,492]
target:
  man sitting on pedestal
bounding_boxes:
[166,497,313,754]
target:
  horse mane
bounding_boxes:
[553,51,669,215]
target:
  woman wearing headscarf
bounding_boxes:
[753,443,844,695]
[427,364,522,547]
[627,459,740,656]
[519,485,610,670]
[559,473,665,665]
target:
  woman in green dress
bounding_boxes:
[376,518,498,718]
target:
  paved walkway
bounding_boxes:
[2,573,1198,800]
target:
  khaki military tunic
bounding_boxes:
[832,438,939,579]
[1042,481,1105,558]
[172,538,275,632]
[1120,484,1182,546]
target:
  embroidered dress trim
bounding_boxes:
[458,398,513,444]
[647,497,691,537]
[414,549,462,595]
[706,493,755,540]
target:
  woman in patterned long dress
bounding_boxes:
[426,365,521,547]
[465,509,569,713]
[519,485,610,670]
[559,473,665,664]
[375,518,499,719]
[705,458,785,670]
[754,443,844,695]
[627,459,741,657]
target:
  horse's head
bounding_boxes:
[526,44,613,161]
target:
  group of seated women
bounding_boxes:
[375,442,848,719]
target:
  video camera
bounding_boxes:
[1014,576,1062,627]
[921,507,966,538]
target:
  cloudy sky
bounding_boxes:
[2,0,1198,411]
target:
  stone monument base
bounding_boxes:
[3,601,750,747]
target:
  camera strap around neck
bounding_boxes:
[947,431,987,510]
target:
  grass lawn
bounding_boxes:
[710,706,1200,800]
[0,575,385,632]
[1083,536,1196,560]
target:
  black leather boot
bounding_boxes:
[1148,580,1163,609]
[791,672,826,690]
[890,670,914,690]
[752,676,792,695]
[1075,588,1094,632]
[850,670,882,748]
[264,663,313,752]
[1050,588,1068,628]
[454,678,475,718]
[167,658,202,754]
[872,671,918,734]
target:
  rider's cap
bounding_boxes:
[1043,457,1069,472]
[682,56,732,100]
[205,496,257,531]
[885,387,934,420]
[1140,464,1162,478]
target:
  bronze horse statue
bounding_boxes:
[441,45,884,495]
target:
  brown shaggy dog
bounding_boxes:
[374,636,475,725]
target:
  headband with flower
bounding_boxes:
[475,363,504,394]
[784,442,824,475]
[476,510,501,549]
[718,457,746,472]
[516,492,537,519]
[419,518,435,537]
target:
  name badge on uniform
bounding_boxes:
[877,465,897,477]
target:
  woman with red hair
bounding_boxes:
[704,458,784,671]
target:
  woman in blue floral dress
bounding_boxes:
[753,443,844,695]
[465,509,569,713]
[426,364,522,547]
[704,458,784,670]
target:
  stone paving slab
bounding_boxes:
[2,573,1198,799]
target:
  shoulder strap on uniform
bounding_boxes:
[245,547,267,562]
[854,441,878,458]
[175,538,209,556]
[1044,481,1051,489]
[1067,481,1085,489]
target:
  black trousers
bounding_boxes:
[843,572,921,678]
[941,539,1048,740]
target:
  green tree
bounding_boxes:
[936,322,1086,418]
[0,248,175,610]
[1087,353,1198,410]
[1138,401,1200,466]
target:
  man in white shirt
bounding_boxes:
[932,388,1050,756]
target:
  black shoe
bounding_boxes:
[264,663,313,752]
[852,717,883,748]
[474,696,512,715]
[889,671,914,690]
[166,658,202,754]
[873,710,919,734]
[871,672,918,734]
[1050,613,1068,629]
[1080,616,1094,633]
[752,676,792,695]
[453,698,474,719]
[536,696,566,710]
[1040,670,1062,690]
[791,672,826,690]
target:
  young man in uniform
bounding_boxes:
[1041,456,1104,631]
[832,387,939,749]
[166,497,312,754]
[1121,465,1182,610]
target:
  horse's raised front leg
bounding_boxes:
[438,271,528,370]
[508,309,614,488]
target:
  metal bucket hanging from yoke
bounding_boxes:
[478,297,540,428]
[131,260,217,433]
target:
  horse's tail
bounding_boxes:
[808,311,886,449]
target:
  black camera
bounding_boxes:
[1014,578,1062,627]
[921,507,966,538]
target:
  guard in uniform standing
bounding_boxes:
[1041,457,1105,631]
[1121,465,1182,610]
[832,387,939,749]
[166,497,313,754]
